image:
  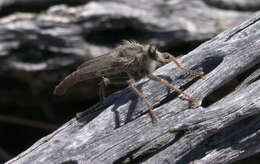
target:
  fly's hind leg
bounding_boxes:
[148,74,198,104]
[76,77,110,119]
[98,77,110,100]
[128,79,159,123]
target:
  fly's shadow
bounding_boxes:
[76,80,147,128]
[111,80,147,128]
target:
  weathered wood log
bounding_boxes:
[1,1,257,162]
[6,11,260,164]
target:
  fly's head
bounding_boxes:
[146,45,174,65]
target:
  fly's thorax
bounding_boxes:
[127,67,148,81]
[144,57,161,73]
[124,55,149,81]
[118,44,143,61]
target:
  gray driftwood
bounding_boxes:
[6,11,260,164]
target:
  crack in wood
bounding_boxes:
[177,112,260,164]
[202,62,260,107]
[224,17,260,42]
[114,130,186,164]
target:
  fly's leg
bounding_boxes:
[98,77,110,100]
[148,74,198,104]
[76,77,110,119]
[168,54,206,78]
[128,79,159,123]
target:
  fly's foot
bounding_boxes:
[148,108,159,123]
[190,97,199,105]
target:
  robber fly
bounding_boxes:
[54,40,205,123]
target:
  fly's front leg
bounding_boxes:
[148,74,198,104]
[128,79,159,123]
[168,54,206,78]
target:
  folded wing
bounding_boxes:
[53,53,127,96]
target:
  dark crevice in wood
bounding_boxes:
[61,160,78,164]
[202,0,260,12]
[114,130,186,164]
[238,68,260,88]
[113,145,144,164]
[0,0,88,18]
[232,151,260,164]
[202,63,260,107]
[200,56,224,74]
[83,24,204,54]
[83,26,147,48]
[10,45,56,64]
[177,113,260,164]
[81,17,150,47]
[163,40,204,55]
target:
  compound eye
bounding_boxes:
[148,45,157,59]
